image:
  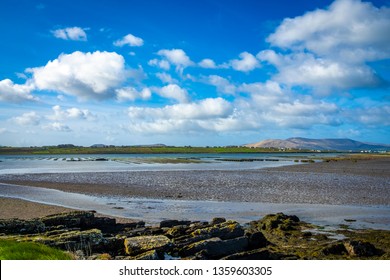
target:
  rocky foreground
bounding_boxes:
[1,211,389,260]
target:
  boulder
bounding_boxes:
[246,231,268,249]
[165,225,189,238]
[180,237,249,258]
[211,217,226,225]
[251,213,300,232]
[134,250,162,260]
[159,220,191,228]
[222,248,285,260]
[191,221,244,240]
[0,219,45,234]
[124,235,171,256]
[39,211,95,229]
[40,228,105,252]
[344,241,379,257]
[322,243,347,255]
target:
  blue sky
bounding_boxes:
[0,0,389,146]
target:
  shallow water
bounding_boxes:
[1,183,389,230]
[0,153,320,175]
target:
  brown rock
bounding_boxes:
[124,235,171,256]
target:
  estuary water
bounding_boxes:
[0,153,312,175]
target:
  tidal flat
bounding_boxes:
[0,155,389,229]
[0,156,389,259]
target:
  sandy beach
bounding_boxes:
[0,157,389,223]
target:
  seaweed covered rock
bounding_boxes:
[159,220,191,228]
[40,211,95,229]
[0,219,45,234]
[1,211,389,260]
[191,220,244,240]
[344,240,380,257]
[222,248,288,260]
[124,235,171,256]
[180,237,249,258]
[40,211,116,232]
[39,228,105,252]
[246,231,268,249]
[254,213,300,232]
[322,243,348,256]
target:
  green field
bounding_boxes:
[0,145,313,155]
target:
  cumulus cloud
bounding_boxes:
[230,52,259,72]
[0,79,37,103]
[258,51,381,91]
[148,59,170,70]
[206,75,236,95]
[49,105,95,121]
[12,112,41,126]
[199,58,217,69]
[116,87,151,102]
[52,27,87,41]
[154,49,194,74]
[44,122,72,132]
[129,97,232,120]
[260,0,390,92]
[156,73,178,84]
[114,34,144,47]
[267,0,390,62]
[237,80,341,128]
[157,49,193,67]
[349,105,390,126]
[27,51,129,100]
[154,84,189,103]
[126,98,237,133]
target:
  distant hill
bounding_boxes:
[244,137,390,151]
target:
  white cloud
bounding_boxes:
[44,122,72,132]
[49,105,95,121]
[199,59,217,69]
[156,49,194,73]
[350,105,390,126]
[114,34,144,47]
[206,75,236,95]
[230,52,259,72]
[116,87,151,102]
[126,98,236,133]
[267,0,390,62]
[259,0,390,93]
[27,51,129,100]
[148,59,170,70]
[258,51,381,91]
[52,27,87,41]
[156,73,178,84]
[0,79,37,103]
[129,97,232,120]
[12,111,41,126]
[154,84,189,103]
[237,80,342,128]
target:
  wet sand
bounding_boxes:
[0,197,75,220]
[0,197,137,223]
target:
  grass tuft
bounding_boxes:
[0,239,73,260]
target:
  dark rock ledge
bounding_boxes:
[0,211,389,260]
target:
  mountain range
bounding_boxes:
[244,137,390,151]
